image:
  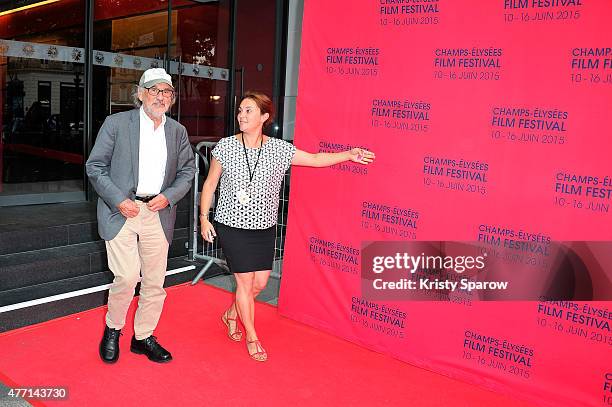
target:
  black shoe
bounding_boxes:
[130,335,173,363]
[99,326,122,363]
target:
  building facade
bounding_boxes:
[0,0,297,207]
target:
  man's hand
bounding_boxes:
[147,194,170,211]
[117,199,140,218]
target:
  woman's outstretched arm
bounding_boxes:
[291,148,375,167]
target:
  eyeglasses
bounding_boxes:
[146,87,175,98]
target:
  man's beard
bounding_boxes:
[143,102,169,119]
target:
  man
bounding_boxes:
[86,68,195,363]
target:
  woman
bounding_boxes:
[199,91,374,361]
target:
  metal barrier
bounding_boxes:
[188,141,292,284]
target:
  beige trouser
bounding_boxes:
[105,201,169,340]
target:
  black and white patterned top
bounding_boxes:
[211,136,296,229]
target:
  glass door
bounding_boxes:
[92,0,231,145]
[92,0,171,137]
[169,0,231,143]
[0,0,86,206]
[0,0,232,207]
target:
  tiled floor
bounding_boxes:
[203,274,281,306]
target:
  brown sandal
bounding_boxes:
[246,339,267,362]
[221,312,243,341]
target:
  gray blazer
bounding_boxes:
[85,109,196,243]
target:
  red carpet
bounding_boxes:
[0,284,535,406]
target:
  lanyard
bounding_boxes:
[241,132,263,184]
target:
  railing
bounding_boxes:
[188,141,291,284]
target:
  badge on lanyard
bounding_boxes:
[237,133,263,205]
[236,189,251,205]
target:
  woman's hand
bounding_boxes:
[348,148,375,165]
[200,217,217,243]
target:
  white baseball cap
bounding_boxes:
[139,68,173,89]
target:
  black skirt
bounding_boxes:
[215,222,276,273]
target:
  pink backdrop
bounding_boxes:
[279,1,612,406]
